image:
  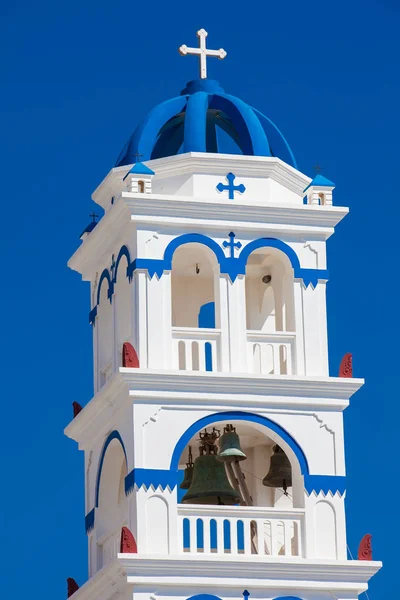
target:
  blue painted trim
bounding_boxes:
[123,162,155,177]
[170,411,309,476]
[95,431,127,507]
[114,245,131,283]
[85,508,95,533]
[89,305,97,325]
[304,475,346,496]
[187,595,222,600]
[124,468,177,491]
[97,269,113,304]
[126,234,328,286]
[273,597,303,600]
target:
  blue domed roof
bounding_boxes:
[115,79,297,168]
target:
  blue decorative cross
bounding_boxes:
[216,172,246,200]
[223,232,242,258]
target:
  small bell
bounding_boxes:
[217,424,247,463]
[262,445,292,493]
[180,446,194,490]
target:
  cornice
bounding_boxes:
[64,370,363,446]
[123,194,348,230]
[66,560,125,600]
[118,554,381,590]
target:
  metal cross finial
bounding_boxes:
[216,172,246,200]
[89,212,99,222]
[314,163,322,173]
[179,29,227,79]
[223,232,242,258]
[134,153,143,163]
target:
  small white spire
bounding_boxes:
[179,29,227,79]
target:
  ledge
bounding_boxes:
[118,554,381,592]
[64,369,363,444]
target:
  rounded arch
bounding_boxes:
[273,597,304,600]
[187,595,222,600]
[164,233,226,269]
[170,411,309,476]
[96,269,113,306]
[239,238,301,275]
[114,245,131,283]
[95,430,127,507]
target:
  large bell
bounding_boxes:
[180,446,194,490]
[217,424,247,463]
[262,445,292,492]
[181,453,242,505]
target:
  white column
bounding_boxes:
[302,283,328,376]
[216,272,230,372]
[227,274,247,373]
[93,317,99,393]
[293,280,305,376]
[133,271,148,368]
[316,282,329,375]
[146,273,172,369]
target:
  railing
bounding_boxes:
[177,505,304,557]
[172,327,221,372]
[97,529,121,568]
[247,331,296,375]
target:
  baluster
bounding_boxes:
[256,519,264,555]
[272,344,280,374]
[243,519,251,555]
[283,520,292,556]
[216,518,224,555]
[184,341,192,371]
[177,516,184,553]
[198,340,206,371]
[203,517,211,554]
[189,518,197,553]
[230,519,238,555]
[286,343,293,374]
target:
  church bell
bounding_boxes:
[217,424,247,462]
[180,446,194,490]
[262,445,292,493]
[181,429,242,505]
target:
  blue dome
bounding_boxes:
[115,79,297,168]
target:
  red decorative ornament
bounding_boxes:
[67,578,80,598]
[72,402,83,418]
[339,353,353,378]
[120,526,137,553]
[358,534,372,560]
[122,342,140,368]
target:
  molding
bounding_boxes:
[117,554,382,591]
[64,370,363,445]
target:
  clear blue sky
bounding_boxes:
[0,0,394,598]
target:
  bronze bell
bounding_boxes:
[262,445,292,493]
[217,424,247,463]
[180,446,194,490]
[181,453,242,505]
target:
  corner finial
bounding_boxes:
[179,29,227,79]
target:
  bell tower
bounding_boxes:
[65,30,381,600]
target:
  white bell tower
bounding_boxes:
[65,30,381,600]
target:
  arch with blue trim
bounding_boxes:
[114,245,131,283]
[164,233,225,268]
[238,238,301,274]
[186,595,222,600]
[170,410,309,475]
[96,268,113,305]
[273,597,303,600]
[95,430,127,507]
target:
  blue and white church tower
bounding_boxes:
[65,29,381,600]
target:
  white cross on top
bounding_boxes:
[179,29,227,80]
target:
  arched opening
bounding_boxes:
[171,243,220,372]
[177,418,303,557]
[138,180,145,193]
[245,248,295,375]
[96,438,128,569]
[97,279,113,387]
[114,255,132,366]
[318,192,325,205]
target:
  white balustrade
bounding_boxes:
[247,331,296,375]
[177,505,304,557]
[172,327,221,372]
[97,529,121,568]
